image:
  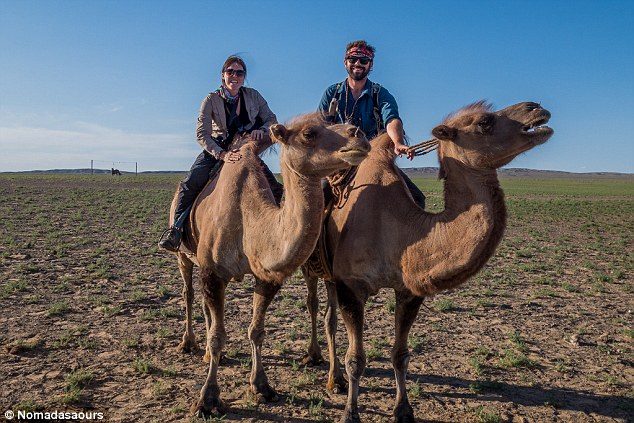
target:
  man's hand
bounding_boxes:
[394,142,414,160]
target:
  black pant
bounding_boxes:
[173,150,283,225]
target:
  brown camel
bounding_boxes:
[167,114,370,417]
[302,101,554,422]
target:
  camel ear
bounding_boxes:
[432,125,457,141]
[269,124,289,144]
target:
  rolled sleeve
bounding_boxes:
[378,88,401,126]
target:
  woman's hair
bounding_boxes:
[221,55,247,76]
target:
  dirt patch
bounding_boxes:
[0,174,632,422]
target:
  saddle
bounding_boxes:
[303,166,358,280]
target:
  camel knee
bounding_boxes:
[248,325,265,346]
[345,354,366,380]
[208,332,227,353]
[391,348,411,369]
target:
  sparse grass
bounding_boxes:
[307,392,325,418]
[408,378,422,398]
[131,357,152,373]
[0,278,28,298]
[6,337,39,353]
[62,368,93,404]
[2,173,633,421]
[434,298,455,312]
[507,330,527,352]
[101,305,122,317]
[473,406,502,423]
[386,295,396,314]
[157,285,170,297]
[48,301,70,316]
[468,380,503,394]
[498,349,535,368]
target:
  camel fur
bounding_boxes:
[302,101,554,422]
[166,113,370,417]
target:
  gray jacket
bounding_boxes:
[196,87,277,158]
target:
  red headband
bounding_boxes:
[345,46,374,59]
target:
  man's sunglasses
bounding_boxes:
[346,56,371,65]
[225,69,246,77]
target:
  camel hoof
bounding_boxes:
[190,397,224,418]
[393,402,415,423]
[301,353,324,366]
[250,384,279,403]
[339,408,361,423]
[176,339,199,354]
[327,375,348,394]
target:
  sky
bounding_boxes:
[1,0,633,173]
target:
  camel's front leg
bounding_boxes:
[176,254,198,353]
[190,270,228,418]
[248,278,281,402]
[392,289,423,423]
[324,279,346,393]
[302,267,324,366]
[336,280,367,423]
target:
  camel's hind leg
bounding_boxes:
[248,278,281,403]
[392,289,423,423]
[302,267,324,366]
[336,280,367,423]
[324,279,346,393]
[176,253,198,354]
[190,269,228,418]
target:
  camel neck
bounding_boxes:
[257,156,322,275]
[406,157,506,295]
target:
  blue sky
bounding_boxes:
[1,0,632,173]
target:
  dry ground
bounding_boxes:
[0,174,632,422]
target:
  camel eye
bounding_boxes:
[302,128,317,140]
[477,115,494,133]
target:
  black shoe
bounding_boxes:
[158,227,182,252]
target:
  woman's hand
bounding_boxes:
[221,149,242,163]
[250,129,264,141]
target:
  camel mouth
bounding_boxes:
[339,148,369,165]
[521,116,553,135]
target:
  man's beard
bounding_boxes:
[347,65,370,81]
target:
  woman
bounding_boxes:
[159,55,281,251]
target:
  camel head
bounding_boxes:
[432,101,554,169]
[269,114,370,178]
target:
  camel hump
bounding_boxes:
[369,132,396,162]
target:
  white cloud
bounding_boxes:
[0,122,198,172]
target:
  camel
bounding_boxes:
[302,101,554,422]
[167,114,370,417]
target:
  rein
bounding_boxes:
[406,138,439,156]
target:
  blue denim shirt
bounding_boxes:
[318,79,400,140]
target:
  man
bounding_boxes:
[318,40,425,207]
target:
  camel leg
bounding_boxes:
[190,269,228,418]
[325,279,347,393]
[176,253,198,353]
[392,290,423,423]
[336,280,367,423]
[248,278,281,402]
[202,301,212,363]
[301,267,324,366]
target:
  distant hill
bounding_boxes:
[2,168,632,178]
[400,167,633,179]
